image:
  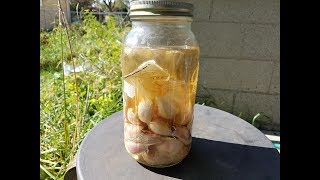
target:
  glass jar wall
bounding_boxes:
[121,1,199,168]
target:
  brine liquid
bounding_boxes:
[121,46,199,167]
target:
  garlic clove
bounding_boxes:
[123,80,136,99]
[148,119,172,136]
[172,125,192,145]
[156,138,184,155]
[157,96,178,119]
[169,145,190,163]
[124,122,145,141]
[124,123,163,145]
[135,132,163,145]
[138,98,153,123]
[142,139,189,166]
[127,108,142,125]
[141,147,172,166]
[125,140,148,155]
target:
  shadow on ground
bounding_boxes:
[141,137,280,180]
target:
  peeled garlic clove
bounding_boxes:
[157,96,178,119]
[125,141,148,154]
[127,108,142,125]
[138,98,153,123]
[172,126,192,145]
[141,148,172,166]
[148,119,172,136]
[142,141,189,166]
[124,123,162,145]
[123,80,136,98]
[134,131,163,145]
[156,138,184,155]
[124,122,145,141]
[169,145,190,163]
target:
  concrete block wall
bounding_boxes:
[173,0,280,131]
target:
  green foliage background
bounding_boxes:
[40,12,130,179]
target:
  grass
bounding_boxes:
[40,9,130,179]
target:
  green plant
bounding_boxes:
[195,86,218,107]
[40,25,82,71]
[238,111,272,128]
[40,6,130,179]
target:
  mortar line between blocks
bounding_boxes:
[197,87,280,96]
[200,56,276,62]
[209,0,214,20]
[193,20,279,26]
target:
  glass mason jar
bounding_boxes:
[121,1,199,168]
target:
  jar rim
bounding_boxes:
[129,0,194,18]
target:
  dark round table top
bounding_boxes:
[76,104,280,180]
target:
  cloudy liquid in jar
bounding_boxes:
[121,46,199,167]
